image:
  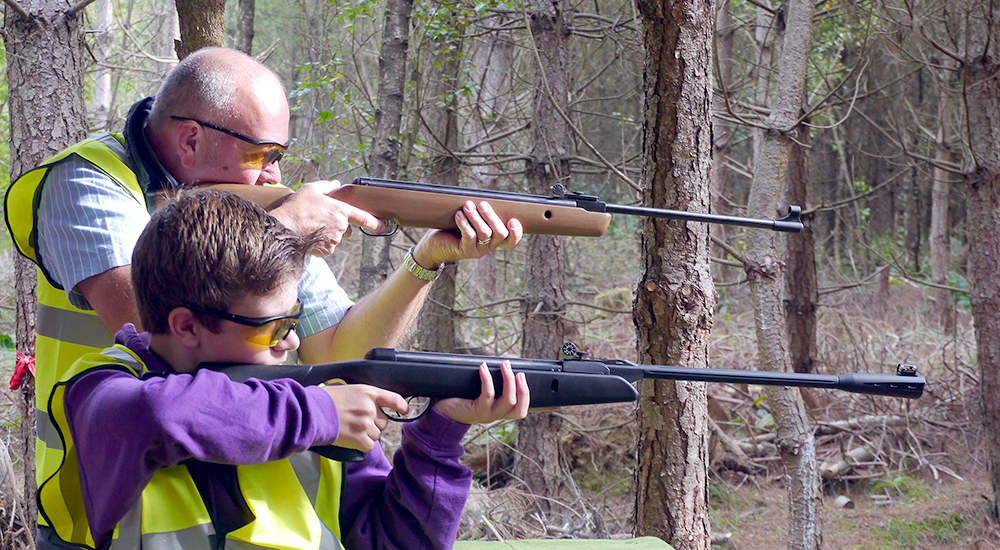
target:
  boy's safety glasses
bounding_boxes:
[171,116,289,169]
[184,299,302,347]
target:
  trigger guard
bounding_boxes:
[360,219,398,237]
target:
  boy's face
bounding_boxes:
[195,283,301,366]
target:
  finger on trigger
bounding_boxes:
[351,208,387,235]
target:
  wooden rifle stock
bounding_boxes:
[205,177,803,236]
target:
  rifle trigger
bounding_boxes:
[360,219,398,237]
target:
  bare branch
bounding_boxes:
[2,0,29,21]
[66,0,99,17]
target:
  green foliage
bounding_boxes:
[881,513,963,546]
[870,475,927,502]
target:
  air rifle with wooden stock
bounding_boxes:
[210,177,804,236]
[207,343,924,462]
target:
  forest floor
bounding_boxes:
[0,246,998,549]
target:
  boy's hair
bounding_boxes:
[133,188,321,334]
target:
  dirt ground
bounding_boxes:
[711,464,1000,549]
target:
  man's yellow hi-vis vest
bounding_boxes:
[4,133,144,527]
[39,345,345,550]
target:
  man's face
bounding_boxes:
[191,76,290,186]
[194,283,301,366]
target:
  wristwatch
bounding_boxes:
[403,247,441,281]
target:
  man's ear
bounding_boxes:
[174,120,201,169]
[168,307,203,349]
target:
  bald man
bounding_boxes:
[7,47,521,549]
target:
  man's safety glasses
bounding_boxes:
[171,116,289,169]
[184,299,302,347]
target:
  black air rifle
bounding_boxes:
[209,344,924,462]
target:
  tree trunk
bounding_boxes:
[465,25,513,304]
[92,0,113,131]
[744,0,821,547]
[711,1,734,282]
[962,0,1000,520]
[235,0,255,55]
[415,1,463,353]
[174,0,225,59]
[3,0,89,539]
[360,0,413,297]
[784,125,817,377]
[513,0,575,513]
[930,63,956,334]
[632,0,714,548]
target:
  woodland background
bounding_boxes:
[0,0,998,549]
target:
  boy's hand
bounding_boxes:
[322,384,409,453]
[433,361,530,425]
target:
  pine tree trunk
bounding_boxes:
[930,63,956,334]
[174,0,225,59]
[465,25,513,304]
[415,3,463,353]
[513,0,574,512]
[4,0,89,538]
[784,127,817,377]
[361,0,413,297]
[962,0,1000,520]
[632,0,714,548]
[235,0,255,55]
[744,0,821,547]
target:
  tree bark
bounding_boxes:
[744,0,821,547]
[174,0,225,59]
[465,25,513,304]
[4,0,89,539]
[513,0,575,512]
[92,0,113,131]
[784,125,817,377]
[711,1,734,281]
[235,0,255,55]
[930,62,956,334]
[632,0,714,548]
[415,1,463,353]
[360,0,413,297]
[962,0,1000,520]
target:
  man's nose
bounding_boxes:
[258,162,282,185]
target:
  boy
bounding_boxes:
[37,189,529,550]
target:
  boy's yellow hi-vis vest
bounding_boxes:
[39,344,345,550]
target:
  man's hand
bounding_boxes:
[410,200,524,270]
[433,361,530,425]
[269,180,386,256]
[322,384,409,453]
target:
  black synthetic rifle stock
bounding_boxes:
[208,344,923,462]
[206,178,804,236]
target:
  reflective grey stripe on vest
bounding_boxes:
[36,408,62,451]
[38,347,140,452]
[93,132,127,160]
[36,303,114,349]
[287,452,341,549]
[102,346,142,372]
[107,454,339,548]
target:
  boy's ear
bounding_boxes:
[168,307,203,349]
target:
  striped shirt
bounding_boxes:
[36,159,352,338]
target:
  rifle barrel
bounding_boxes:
[603,203,803,232]
[607,364,924,400]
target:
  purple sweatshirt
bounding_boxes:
[61,325,472,549]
